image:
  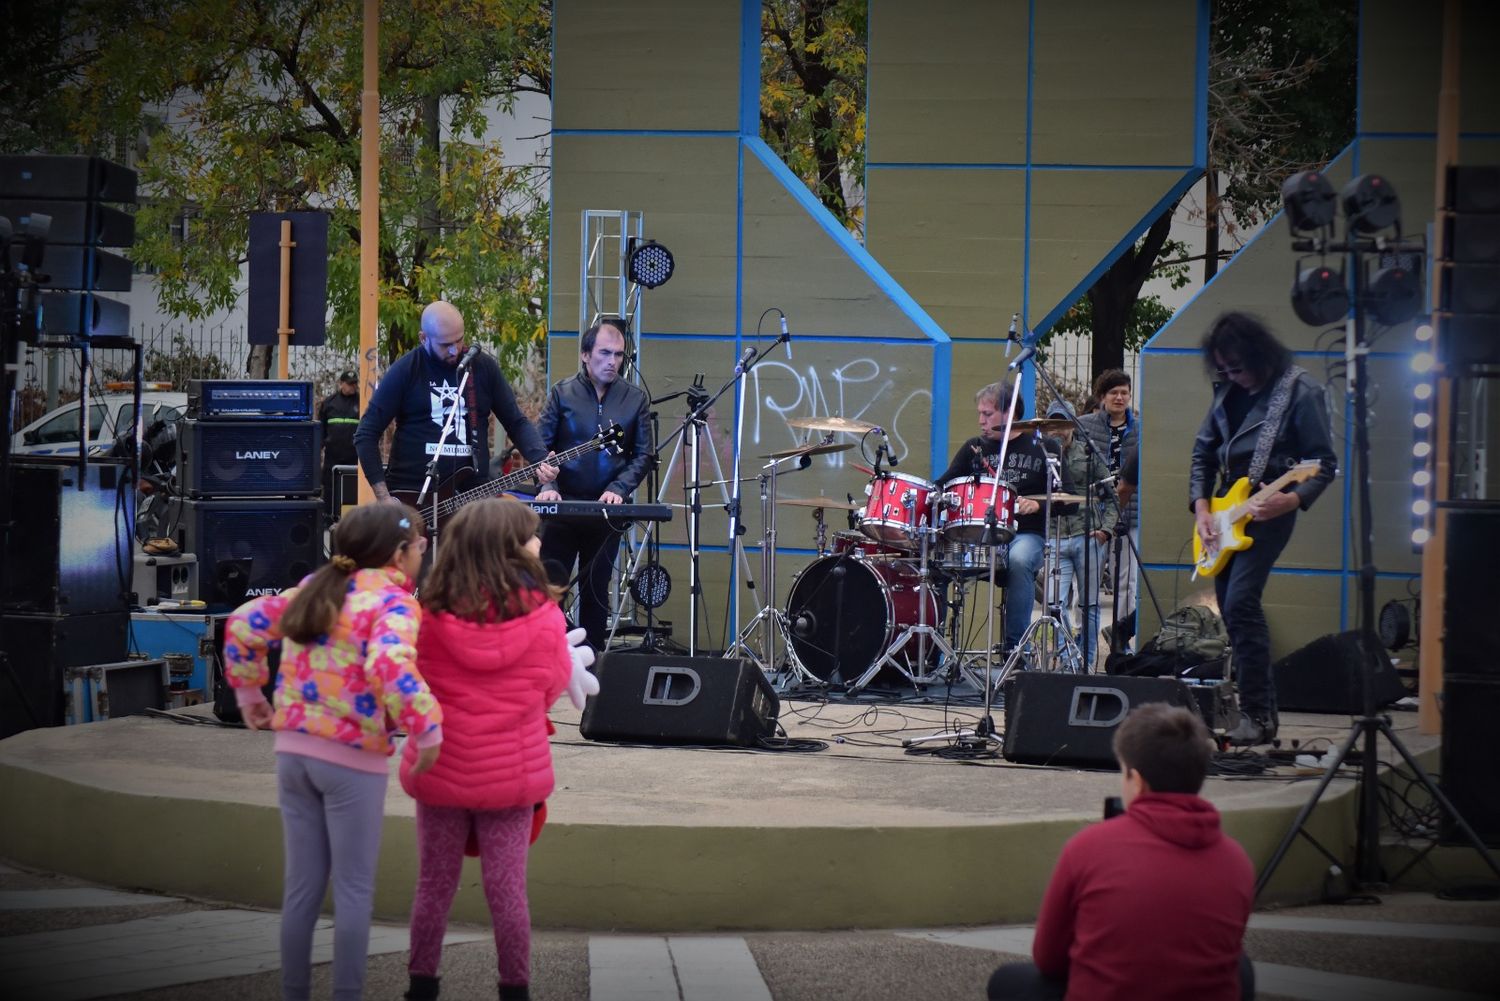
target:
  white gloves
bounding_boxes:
[564,627,599,710]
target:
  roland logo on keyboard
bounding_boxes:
[531,502,560,515]
[234,450,282,460]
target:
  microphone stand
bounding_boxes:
[414,357,478,559]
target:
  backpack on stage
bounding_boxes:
[1106,604,1229,679]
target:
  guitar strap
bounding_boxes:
[1246,365,1303,489]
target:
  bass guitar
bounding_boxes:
[393,423,625,533]
[1191,459,1324,580]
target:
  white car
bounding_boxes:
[11,391,189,457]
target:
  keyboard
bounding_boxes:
[517,500,673,522]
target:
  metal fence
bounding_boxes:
[1035,333,1143,411]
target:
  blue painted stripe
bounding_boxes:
[552,129,740,137]
[739,0,759,138]
[1340,385,1355,631]
[866,162,1197,172]
[548,330,936,346]
[1193,0,1210,167]
[742,137,950,344]
[1020,0,1036,412]
[931,340,952,481]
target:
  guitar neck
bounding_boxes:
[443,437,606,515]
[1227,464,1316,521]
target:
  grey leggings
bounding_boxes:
[276,752,389,1001]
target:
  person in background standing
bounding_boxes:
[319,370,361,522]
[1077,370,1140,651]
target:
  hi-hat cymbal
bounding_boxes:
[761,441,855,460]
[786,415,878,434]
[1024,493,1088,504]
[778,496,862,511]
[1009,418,1075,435]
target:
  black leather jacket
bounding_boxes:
[537,371,652,499]
[1188,370,1337,511]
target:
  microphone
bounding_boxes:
[781,313,792,360]
[455,345,481,371]
[1007,344,1036,371]
[736,346,755,373]
[876,426,900,467]
[1005,312,1018,358]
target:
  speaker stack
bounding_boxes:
[173,380,324,608]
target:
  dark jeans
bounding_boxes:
[540,518,622,650]
[987,953,1255,1000]
[1215,511,1297,721]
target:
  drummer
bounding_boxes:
[938,381,1071,654]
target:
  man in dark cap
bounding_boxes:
[318,370,361,521]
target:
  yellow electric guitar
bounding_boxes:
[1192,460,1324,579]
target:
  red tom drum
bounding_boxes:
[937,476,1018,544]
[859,472,935,545]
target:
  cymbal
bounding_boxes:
[1009,418,1075,435]
[786,415,878,434]
[761,441,854,460]
[778,496,862,511]
[1024,493,1088,504]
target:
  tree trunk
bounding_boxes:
[420,95,441,245]
[1089,203,1178,376]
[800,0,848,223]
[1203,167,1221,283]
[246,344,273,379]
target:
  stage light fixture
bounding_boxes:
[1414,382,1432,401]
[1413,499,1431,516]
[1414,412,1432,429]
[630,562,672,609]
[1342,174,1401,234]
[627,239,675,290]
[1378,599,1414,650]
[1291,264,1349,325]
[1413,470,1432,487]
[1281,170,1338,232]
[1412,527,1430,546]
[1367,265,1423,325]
[1410,351,1435,375]
[1414,323,1434,342]
[1414,441,1431,458]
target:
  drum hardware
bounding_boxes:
[777,496,862,511]
[1005,417,1075,436]
[1023,492,1087,505]
[760,439,854,460]
[845,524,958,695]
[786,414,879,434]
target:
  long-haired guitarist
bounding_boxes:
[534,318,652,649]
[1189,312,1337,746]
[353,300,559,508]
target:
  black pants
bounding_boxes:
[1214,511,1296,721]
[987,953,1255,1000]
[540,519,622,650]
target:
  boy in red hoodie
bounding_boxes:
[988,704,1256,1001]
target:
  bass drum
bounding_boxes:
[786,555,939,688]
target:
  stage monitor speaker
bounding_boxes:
[1271,630,1407,714]
[0,611,129,737]
[172,498,323,608]
[580,653,779,747]
[1444,509,1500,677]
[3,459,132,615]
[211,615,278,724]
[176,419,321,498]
[1440,676,1500,847]
[1001,672,1196,769]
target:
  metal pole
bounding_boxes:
[356,0,380,504]
[276,218,295,381]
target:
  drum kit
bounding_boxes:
[730,413,1093,695]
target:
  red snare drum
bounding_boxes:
[830,530,907,559]
[860,472,935,544]
[786,555,939,687]
[936,476,1018,544]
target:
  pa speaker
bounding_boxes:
[176,419,321,497]
[580,654,779,747]
[3,459,132,615]
[172,498,323,608]
[1440,676,1500,847]
[0,611,129,737]
[1272,630,1407,713]
[1001,672,1196,769]
[1445,510,1500,677]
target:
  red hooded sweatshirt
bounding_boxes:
[1031,791,1254,1001]
[400,595,571,810]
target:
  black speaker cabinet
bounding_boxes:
[580,654,779,747]
[173,498,323,608]
[1445,510,1500,677]
[1440,676,1500,847]
[176,419,321,498]
[1001,672,1195,769]
[0,611,129,737]
[1272,630,1408,714]
[3,459,133,615]
[211,615,278,724]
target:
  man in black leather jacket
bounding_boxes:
[1189,312,1337,746]
[536,319,652,648]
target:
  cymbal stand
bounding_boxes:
[848,521,956,694]
[997,450,1085,677]
[727,454,818,684]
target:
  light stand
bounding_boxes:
[1254,177,1500,897]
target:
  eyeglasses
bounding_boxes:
[1216,366,1246,379]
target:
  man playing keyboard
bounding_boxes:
[535,318,652,649]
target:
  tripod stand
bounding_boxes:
[1255,238,1500,897]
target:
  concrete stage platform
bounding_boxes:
[0,695,1486,933]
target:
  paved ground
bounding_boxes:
[3,859,1497,1000]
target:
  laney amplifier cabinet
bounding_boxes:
[1002,672,1196,769]
[173,498,323,607]
[580,654,779,747]
[176,419,321,497]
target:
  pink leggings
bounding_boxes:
[408,802,533,985]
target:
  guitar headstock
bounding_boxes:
[1287,458,1325,484]
[599,422,626,455]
